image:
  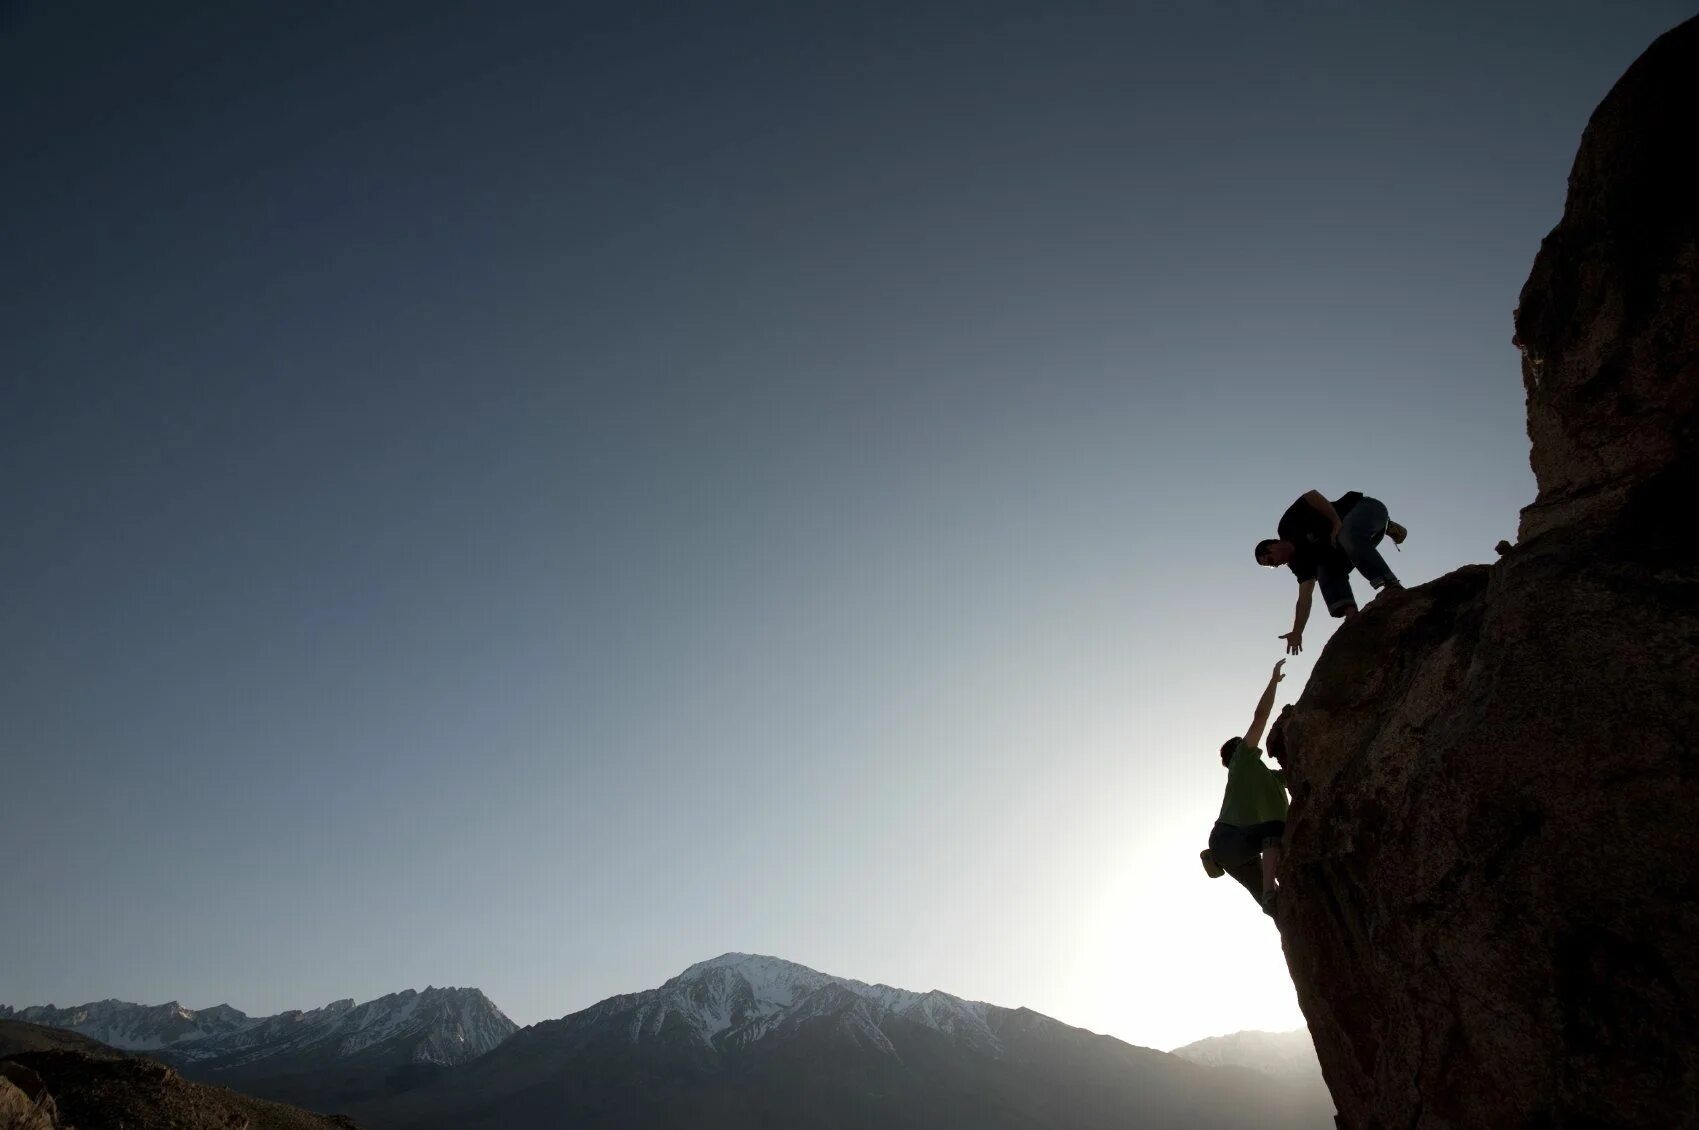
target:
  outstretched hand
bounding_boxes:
[1271,658,1286,681]
[1279,631,1303,655]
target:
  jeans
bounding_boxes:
[1317,496,1398,616]
[1209,821,1286,868]
[1210,821,1284,907]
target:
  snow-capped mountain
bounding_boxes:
[589,952,1005,1058]
[0,999,253,1051]
[1,987,514,1069]
[357,954,1337,1130]
[168,987,514,1069]
[1171,1028,1326,1080]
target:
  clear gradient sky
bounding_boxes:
[3,2,1689,1052]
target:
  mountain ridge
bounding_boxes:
[1,986,514,1069]
[351,953,1333,1130]
[1170,1028,1323,1080]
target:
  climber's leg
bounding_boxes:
[1260,840,1281,897]
[1226,860,1263,905]
[1210,822,1264,907]
[1316,559,1358,618]
[1339,497,1400,591]
[1259,839,1284,915]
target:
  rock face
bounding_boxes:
[1514,18,1699,543]
[0,1060,59,1130]
[1278,16,1699,1130]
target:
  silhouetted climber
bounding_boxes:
[1255,490,1407,654]
[1199,660,1289,916]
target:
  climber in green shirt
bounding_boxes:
[1200,660,1290,916]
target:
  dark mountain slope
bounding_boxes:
[0,1019,125,1060]
[355,954,1330,1130]
[1,1046,360,1130]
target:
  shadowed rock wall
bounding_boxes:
[1278,17,1699,1129]
[1514,18,1699,543]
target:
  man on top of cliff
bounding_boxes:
[1201,660,1289,916]
[1255,490,1407,654]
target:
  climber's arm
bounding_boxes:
[1281,580,1314,654]
[1243,660,1286,751]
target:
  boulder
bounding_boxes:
[1279,15,1699,1129]
[0,1060,58,1129]
[1513,17,1699,542]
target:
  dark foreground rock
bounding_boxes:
[0,1060,58,1130]
[1277,15,1699,1130]
[1,1029,361,1130]
[0,1020,124,1061]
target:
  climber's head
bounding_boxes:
[1220,737,1242,767]
[1255,539,1293,567]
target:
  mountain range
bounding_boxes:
[1,987,515,1113]
[4,956,1333,1128]
[0,988,513,1068]
[353,953,1332,1129]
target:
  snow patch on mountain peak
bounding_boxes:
[629,954,1002,1058]
[1,988,517,1067]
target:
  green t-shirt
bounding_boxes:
[1217,740,1289,828]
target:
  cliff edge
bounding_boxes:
[1278,17,1699,1129]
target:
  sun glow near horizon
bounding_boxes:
[9,0,1666,1069]
[1070,833,1308,1052]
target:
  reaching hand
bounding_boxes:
[1271,659,1286,681]
[1279,631,1303,655]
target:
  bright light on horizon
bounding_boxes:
[15,0,1650,1067]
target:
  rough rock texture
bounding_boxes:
[0,1061,58,1129]
[1,1051,360,1130]
[1513,17,1699,542]
[1278,16,1699,1130]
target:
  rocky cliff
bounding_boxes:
[1277,16,1699,1130]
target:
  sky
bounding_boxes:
[2,1,1689,1053]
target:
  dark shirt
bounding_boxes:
[1217,740,1289,827]
[1276,492,1363,582]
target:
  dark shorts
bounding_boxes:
[1208,820,1286,869]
